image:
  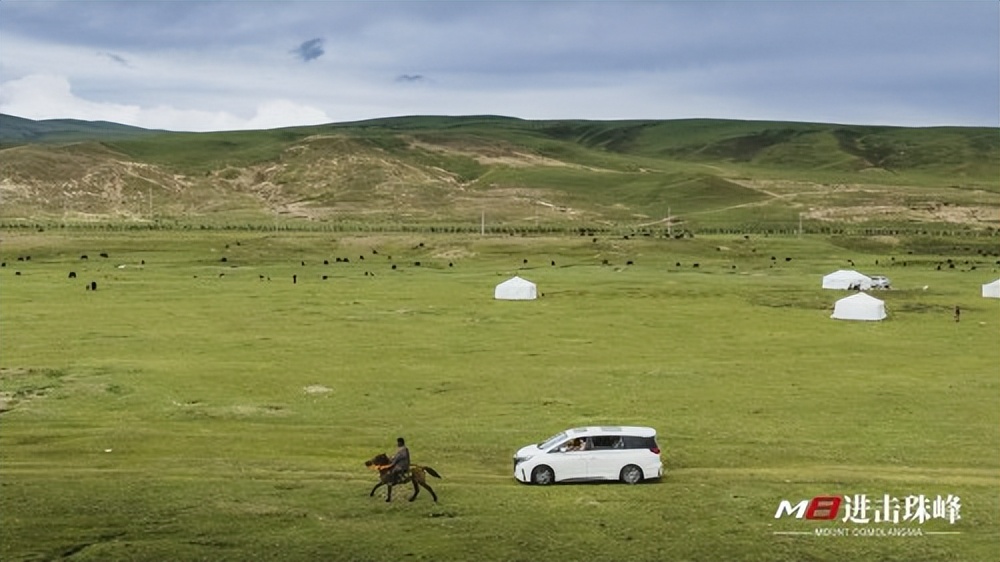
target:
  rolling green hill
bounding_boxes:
[0,113,164,145]
[1,114,997,232]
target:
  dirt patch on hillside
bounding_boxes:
[726,179,829,197]
[275,201,329,220]
[0,178,35,199]
[406,139,622,172]
[408,139,573,168]
[727,179,999,226]
[804,204,998,224]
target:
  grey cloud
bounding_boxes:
[100,52,131,67]
[292,38,324,62]
[395,74,425,83]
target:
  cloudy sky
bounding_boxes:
[0,1,997,132]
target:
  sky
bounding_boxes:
[0,1,997,132]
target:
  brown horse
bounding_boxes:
[365,453,441,502]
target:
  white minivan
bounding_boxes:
[513,426,662,485]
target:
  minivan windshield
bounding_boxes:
[539,432,567,450]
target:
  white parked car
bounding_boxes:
[870,275,891,289]
[513,426,663,485]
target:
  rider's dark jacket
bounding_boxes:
[390,446,410,474]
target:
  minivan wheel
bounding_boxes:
[620,465,643,484]
[532,465,555,485]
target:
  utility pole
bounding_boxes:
[480,209,485,236]
[667,206,672,238]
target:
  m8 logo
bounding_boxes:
[775,496,842,520]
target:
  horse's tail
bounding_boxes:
[424,467,442,479]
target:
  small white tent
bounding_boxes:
[822,269,873,290]
[983,279,1000,299]
[494,276,537,300]
[831,292,886,321]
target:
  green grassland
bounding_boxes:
[1,230,998,561]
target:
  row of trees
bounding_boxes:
[2,220,997,238]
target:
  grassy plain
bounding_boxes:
[1,229,998,562]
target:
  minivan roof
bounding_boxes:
[566,426,656,437]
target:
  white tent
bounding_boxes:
[983,279,1000,299]
[831,293,886,321]
[822,269,873,290]
[494,276,537,300]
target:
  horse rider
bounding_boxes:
[387,437,410,483]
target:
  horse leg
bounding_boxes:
[369,481,385,497]
[385,483,393,502]
[408,478,421,502]
[420,481,438,503]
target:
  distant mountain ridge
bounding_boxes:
[0,113,165,143]
[1,113,997,230]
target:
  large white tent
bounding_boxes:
[831,292,886,321]
[494,276,537,300]
[822,269,873,290]
[983,279,1000,299]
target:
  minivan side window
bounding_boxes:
[622,436,657,449]
[591,436,625,450]
[557,437,589,452]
